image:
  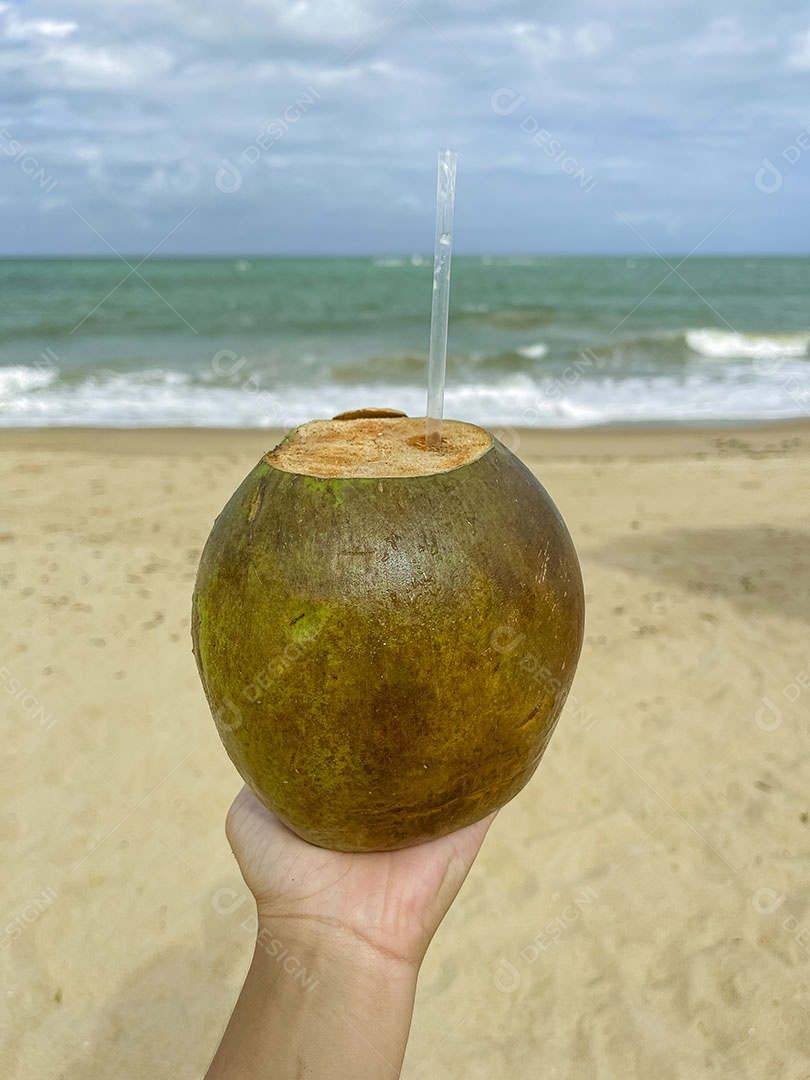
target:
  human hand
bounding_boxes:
[225,784,496,970]
[206,789,494,1078]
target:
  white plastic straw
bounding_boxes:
[425,148,458,448]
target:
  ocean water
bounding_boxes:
[1,256,808,428]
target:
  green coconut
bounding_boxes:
[192,413,584,851]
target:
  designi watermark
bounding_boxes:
[212,887,320,991]
[493,886,599,992]
[215,88,321,194]
[491,88,597,193]
[0,347,59,414]
[1,887,59,951]
[490,625,598,731]
[203,595,322,734]
[1,666,58,731]
[211,348,296,429]
[489,347,605,453]
[241,623,322,704]
[0,128,59,193]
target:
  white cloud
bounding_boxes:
[39,41,175,88]
[142,161,201,195]
[2,14,78,40]
[787,29,810,69]
[509,22,564,61]
[508,19,612,62]
[573,22,612,58]
[275,0,370,41]
[691,16,770,57]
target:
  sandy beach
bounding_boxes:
[2,421,809,1079]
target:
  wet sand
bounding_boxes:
[2,422,809,1079]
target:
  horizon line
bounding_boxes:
[1,251,808,261]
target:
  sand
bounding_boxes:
[1,422,809,1079]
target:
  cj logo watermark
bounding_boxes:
[493,956,523,993]
[754,660,810,730]
[749,347,810,417]
[491,88,527,117]
[210,696,244,734]
[751,887,787,916]
[754,123,810,194]
[752,887,810,956]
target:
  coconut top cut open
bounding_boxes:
[265,412,493,479]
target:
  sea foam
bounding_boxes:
[686,329,809,361]
[2,360,808,428]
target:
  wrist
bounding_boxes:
[255,899,429,968]
[253,912,422,992]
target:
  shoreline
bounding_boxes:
[0,418,808,460]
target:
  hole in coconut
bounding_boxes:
[406,433,447,453]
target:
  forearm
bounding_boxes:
[205,922,420,1079]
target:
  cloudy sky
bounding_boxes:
[1,0,808,256]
